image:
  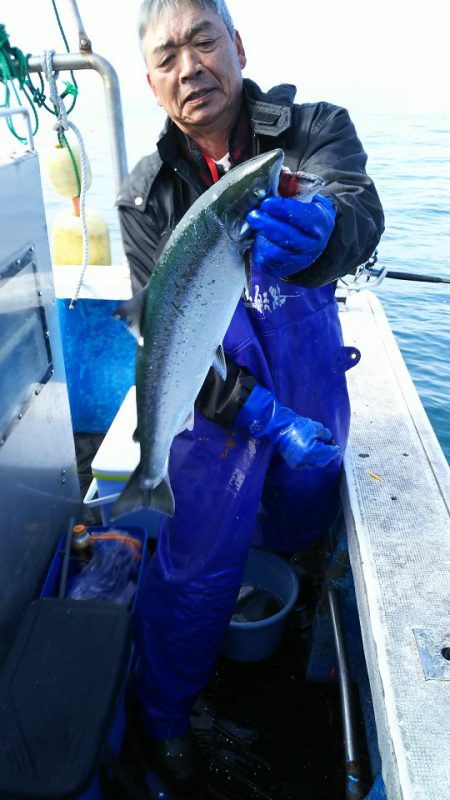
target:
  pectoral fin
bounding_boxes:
[112,288,146,341]
[176,409,195,434]
[244,250,252,300]
[213,344,227,381]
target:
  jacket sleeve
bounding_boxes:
[285,103,384,288]
[119,204,171,294]
[196,358,256,427]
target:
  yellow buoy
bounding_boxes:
[47,139,111,266]
[47,142,92,198]
[51,201,112,266]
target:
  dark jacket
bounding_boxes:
[116,79,384,423]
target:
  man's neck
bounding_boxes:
[188,134,228,162]
[176,90,244,161]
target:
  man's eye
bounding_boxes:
[159,53,174,68]
[196,39,216,49]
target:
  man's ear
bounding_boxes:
[146,72,162,106]
[235,30,247,70]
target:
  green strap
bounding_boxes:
[0,21,79,143]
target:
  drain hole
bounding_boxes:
[441,647,450,661]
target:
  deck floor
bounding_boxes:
[112,549,371,800]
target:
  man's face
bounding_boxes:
[142,2,246,141]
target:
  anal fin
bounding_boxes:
[213,344,227,381]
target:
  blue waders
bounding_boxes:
[135,268,356,739]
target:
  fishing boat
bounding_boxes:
[0,15,449,800]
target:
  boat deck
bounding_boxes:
[55,272,450,799]
[340,290,450,799]
[121,566,363,800]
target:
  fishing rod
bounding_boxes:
[382,271,450,284]
[360,253,450,285]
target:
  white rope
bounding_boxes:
[42,49,89,308]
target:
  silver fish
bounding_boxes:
[111,148,284,519]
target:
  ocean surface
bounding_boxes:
[33,109,449,465]
[355,113,450,465]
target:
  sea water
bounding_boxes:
[32,109,449,464]
[354,113,450,464]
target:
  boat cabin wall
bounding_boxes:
[0,151,80,647]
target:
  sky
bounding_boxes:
[2,0,450,161]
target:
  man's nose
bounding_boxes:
[179,46,202,80]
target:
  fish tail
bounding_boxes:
[110,464,175,519]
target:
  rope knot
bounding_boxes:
[31,88,46,107]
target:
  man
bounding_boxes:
[117,0,384,791]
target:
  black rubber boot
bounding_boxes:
[147,732,204,795]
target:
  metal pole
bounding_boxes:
[58,517,75,598]
[66,0,92,51]
[0,107,35,149]
[27,52,129,193]
[328,587,365,800]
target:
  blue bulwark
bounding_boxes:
[57,298,136,433]
[364,774,387,799]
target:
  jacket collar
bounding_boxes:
[118,79,296,211]
[243,78,296,138]
[157,78,296,155]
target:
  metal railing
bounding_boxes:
[27,52,128,193]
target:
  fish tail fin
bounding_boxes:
[110,464,175,519]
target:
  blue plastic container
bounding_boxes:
[41,524,148,616]
[222,548,299,662]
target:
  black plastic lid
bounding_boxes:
[0,598,132,799]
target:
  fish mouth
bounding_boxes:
[183,88,214,106]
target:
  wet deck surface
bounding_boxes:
[115,566,355,800]
[191,621,346,800]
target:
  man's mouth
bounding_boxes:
[183,88,214,105]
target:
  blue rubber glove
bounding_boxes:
[246,193,336,278]
[234,385,340,470]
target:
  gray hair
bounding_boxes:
[138,0,236,49]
